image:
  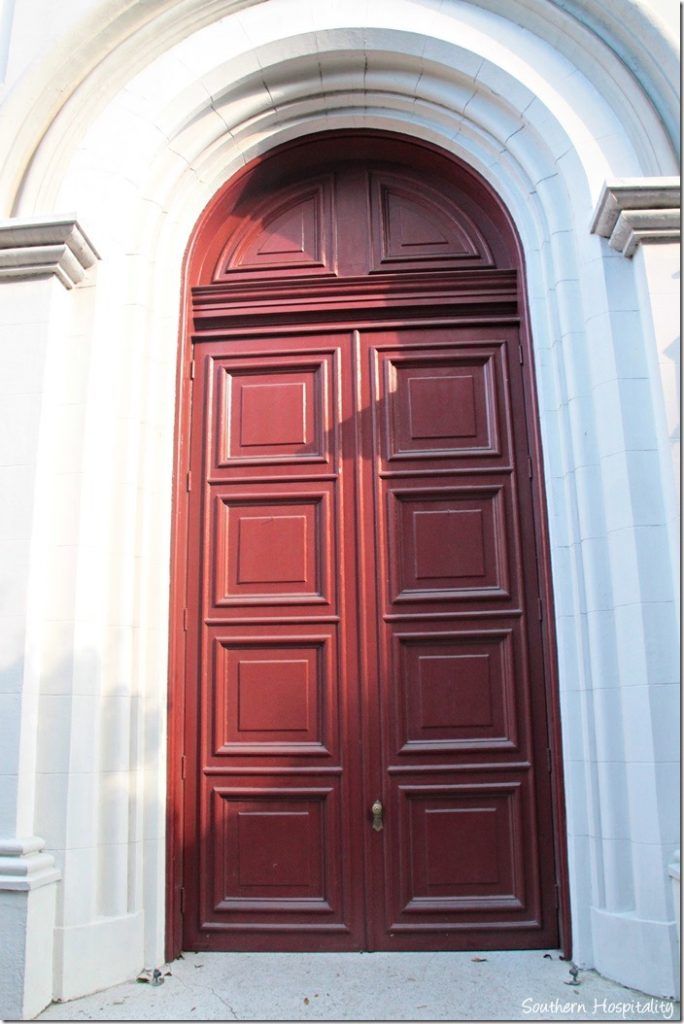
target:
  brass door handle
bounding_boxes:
[371,799,384,832]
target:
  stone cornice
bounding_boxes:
[0,836,60,891]
[0,216,99,288]
[591,178,680,257]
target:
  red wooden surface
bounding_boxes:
[168,132,567,956]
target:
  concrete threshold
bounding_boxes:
[35,951,679,1021]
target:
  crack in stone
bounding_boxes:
[207,985,239,1020]
[166,970,239,1020]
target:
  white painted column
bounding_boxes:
[633,241,680,600]
[588,180,680,998]
[45,254,149,1000]
[591,181,679,526]
[0,218,98,1021]
[1,216,178,1010]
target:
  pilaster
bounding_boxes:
[0,216,98,1021]
[588,179,680,999]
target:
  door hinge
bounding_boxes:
[528,456,533,478]
[189,360,196,380]
[547,748,553,774]
[183,607,188,631]
[179,887,185,914]
[181,754,187,781]
[518,343,524,365]
[538,597,543,621]
[186,470,192,492]
[554,881,560,908]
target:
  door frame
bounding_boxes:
[165,130,571,961]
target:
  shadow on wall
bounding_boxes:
[30,642,165,976]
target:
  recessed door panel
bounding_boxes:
[211,485,335,612]
[217,358,331,468]
[369,171,494,272]
[206,783,350,932]
[391,780,531,918]
[211,627,338,759]
[375,344,509,468]
[386,484,511,605]
[394,628,519,753]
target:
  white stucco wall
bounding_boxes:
[0,1,679,1016]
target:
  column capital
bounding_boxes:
[591,177,680,257]
[0,215,99,288]
[0,835,60,891]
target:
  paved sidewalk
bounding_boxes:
[35,951,679,1021]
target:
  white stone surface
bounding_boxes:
[669,850,680,941]
[0,880,57,1021]
[53,911,145,1004]
[36,950,680,1021]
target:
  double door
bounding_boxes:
[181,319,559,951]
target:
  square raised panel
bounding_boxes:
[420,655,491,728]
[213,489,332,608]
[409,375,477,440]
[387,486,509,603]
[379,351,502,461]
[213,634,336,756]
[237,808,316,889]
[216,359,330,466]
[241,381,306,447]
[238,514,307,584]
[211,787,337,910]
[413,508,485,580]
[425,807,499,887]
[238,658,309,732]
[399,782,525,907]
[394,631,517,751]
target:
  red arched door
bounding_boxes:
[168,133,565,954]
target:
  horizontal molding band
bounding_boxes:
[0,836,61,891]
[202,766,344,775]
[0,216,99,288]
[192,270,519,327]
[591,178,680,257]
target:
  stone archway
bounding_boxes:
[0,2,678,1014]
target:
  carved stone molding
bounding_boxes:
[591,178,680,257]
[0,216,99,288]
[0,836,60,891]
